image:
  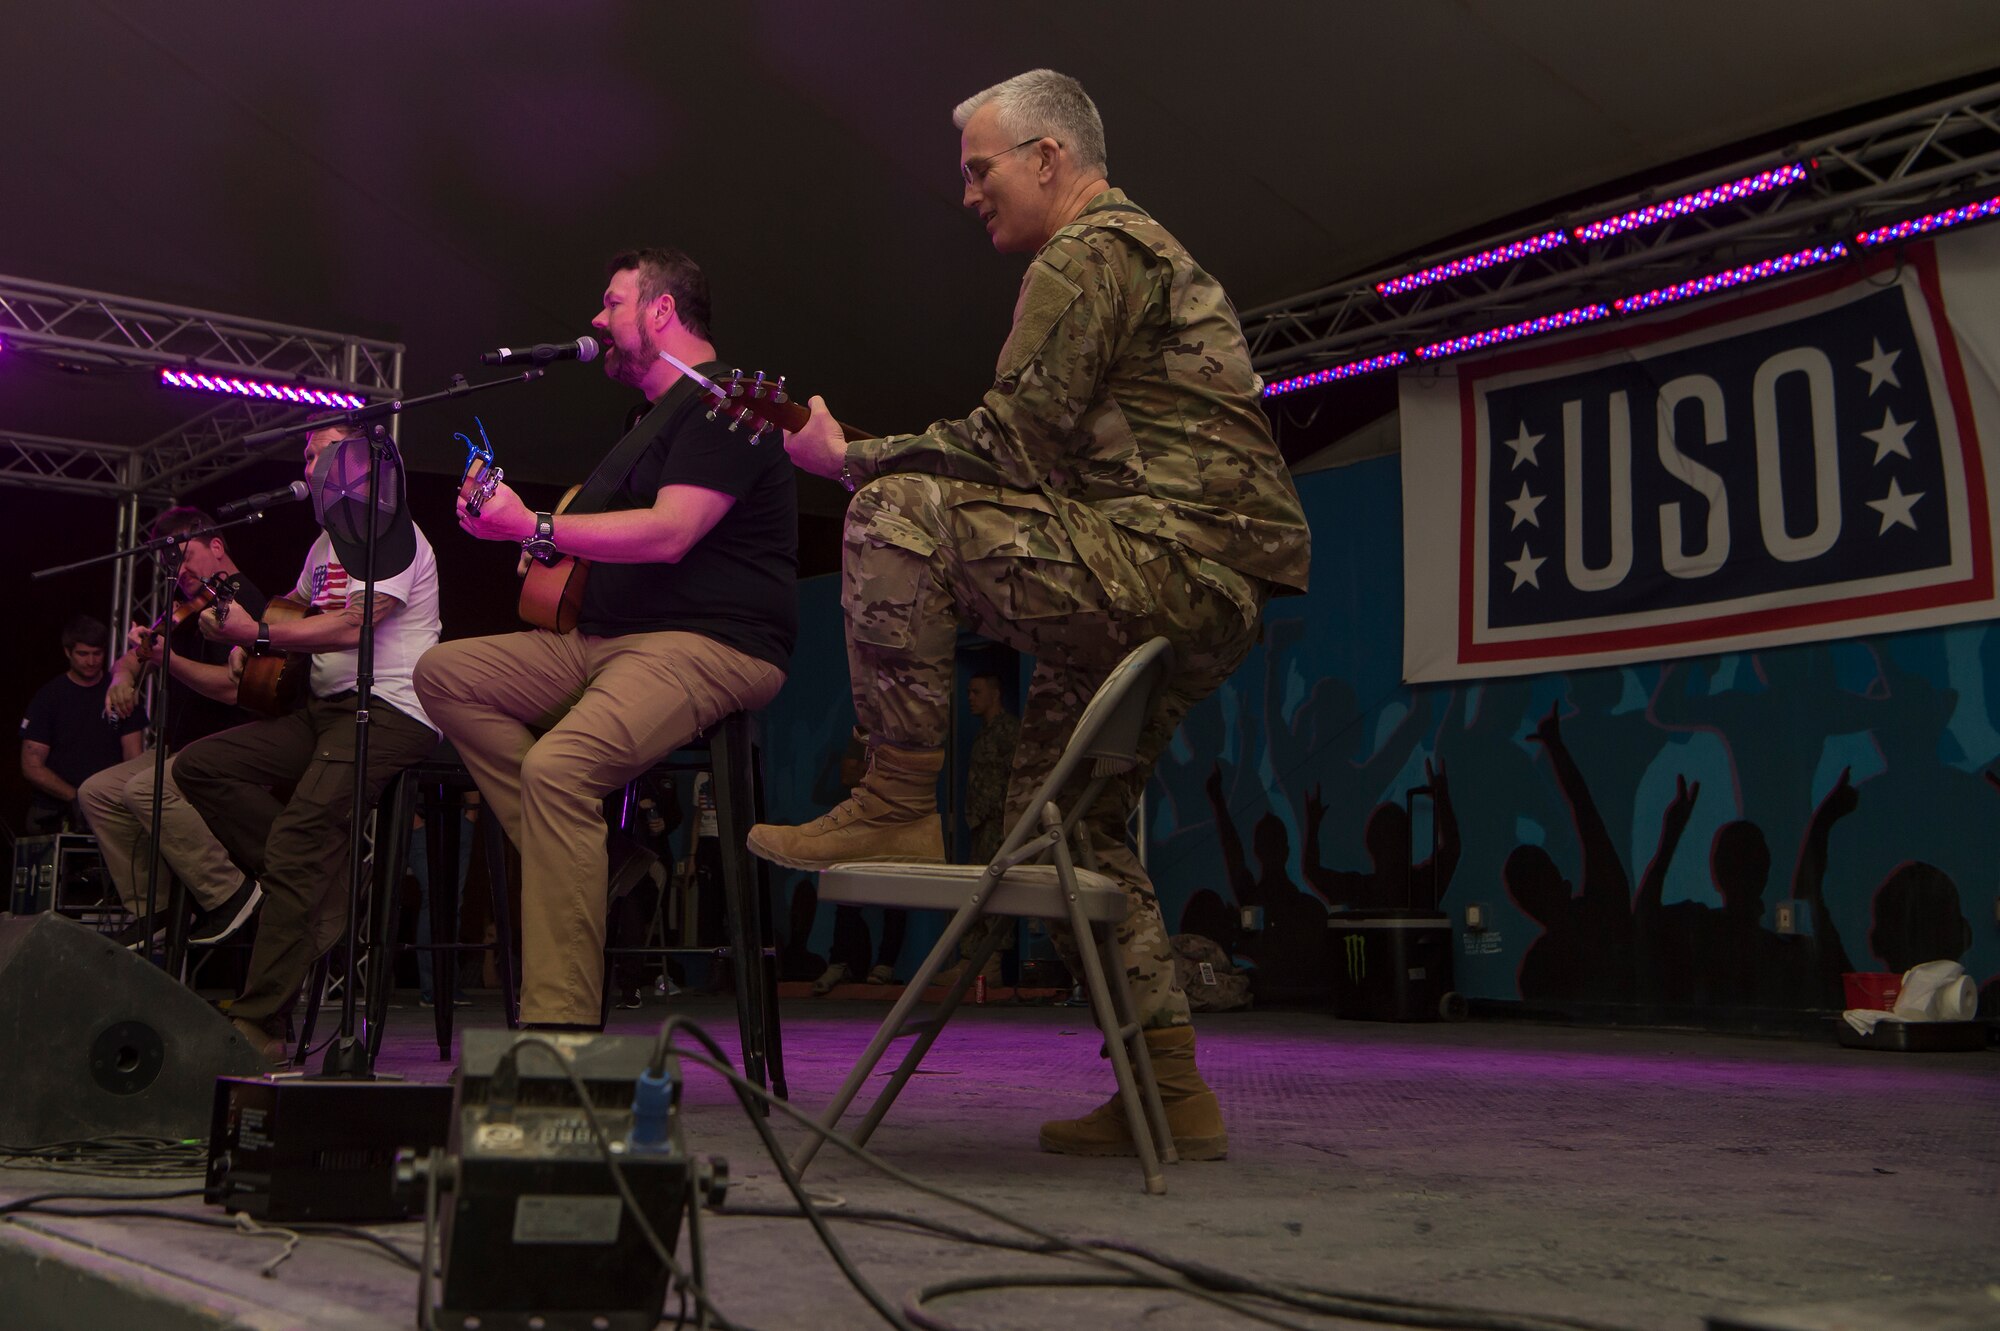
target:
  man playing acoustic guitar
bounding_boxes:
[414,246,796,1030]
[176,420,443,1061]
[83,506,271,950]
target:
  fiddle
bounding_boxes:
[105,575,238,721]
[132,575,231,665]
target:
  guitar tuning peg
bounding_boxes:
[705,408,719,421]
[727,369,744,398]
[749,421,769,445]
[773,374,788,405]
[752,370,767,398]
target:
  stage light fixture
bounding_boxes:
[159,367,366,409]
[1611,243,1848,315]
[1261,351,1411,397]
[1412,304,1610,360]
[1375,230,1570,298]
[1573,163,1810,244]
[1854,192,2000,247]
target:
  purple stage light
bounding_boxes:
[1261,351,1412,397]
[159,367,366,409]
[1855,192,2000,247]
[1611,243,1848,315]
[1412,304,1610,361]
[1376,230,1570,299]
[1575,163,1810,243]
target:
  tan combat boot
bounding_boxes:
[746,743,945,870]
[1038,1025,1227,1161]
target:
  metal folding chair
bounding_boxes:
[791,637,1178,1194]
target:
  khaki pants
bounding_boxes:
[78,751,240,914]
[413,629,784,1025]
[175,695,439,1030]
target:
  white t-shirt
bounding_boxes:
[291,524,442,734]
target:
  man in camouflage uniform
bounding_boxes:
[748,69,1311,1161]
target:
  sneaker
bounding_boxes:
[112,912,171,952]
[866,964,896,985]
[189,879,263,946]
[811,962,850,996]
[618,989,643,1009]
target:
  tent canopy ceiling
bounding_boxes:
[6,1,1999,485]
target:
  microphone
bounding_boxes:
[216,480,311,517]
[480,335,601,367]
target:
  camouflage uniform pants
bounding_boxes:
[844,474,1265,1028]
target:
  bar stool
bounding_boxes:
[319,717,785,1100]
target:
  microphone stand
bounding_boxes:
[236,366,546,448]
[317,421,391,1079]
[31,511,281,977]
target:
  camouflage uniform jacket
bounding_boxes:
[846,189,1311,617]
[964,709,1021,833]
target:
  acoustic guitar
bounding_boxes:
[457,362,832,633]
[238,599,314,719]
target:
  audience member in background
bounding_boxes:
[20,615,145,833]
[811,735,908,992]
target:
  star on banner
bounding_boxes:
[1501,422,1544,470]
[1504,482,1544,529]
[1861,408,1915,464]
[1866,477,1924,534]
[1858,338,1902,395]
[1505,544,1545,590]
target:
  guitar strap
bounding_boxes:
[561,361,722,516]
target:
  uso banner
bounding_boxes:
[1400,226,2000,682]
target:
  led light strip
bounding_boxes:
[1612,243,1848,314]
[1855,192,2000,246]
[1261,352,1411,397]
[1413,304,1610,361]
[1375,230,1569,298]
[159,368,366,409]
[1574,163,1810,243]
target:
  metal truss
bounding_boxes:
[0,272,402,497]
[1,273,402,632]
[1243,79,2000,381]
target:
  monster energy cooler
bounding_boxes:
[1327,909,1456,1021]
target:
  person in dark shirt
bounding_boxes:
[81,508,270,948]
[20,615,145,833]
[415,245,798,1029]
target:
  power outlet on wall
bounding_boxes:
[1240,905,1265,932]
[1464,902,1488,932]
[1773,900,1812,936]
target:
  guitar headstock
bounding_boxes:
[698,369,810,444]
[453,417,502,516]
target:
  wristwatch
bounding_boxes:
[838,459,857,494]
[522,510,558,564]
[254,622,271,655]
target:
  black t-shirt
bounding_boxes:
[19,671,147,796]
[160,571,271,750]
[575,375,799,667]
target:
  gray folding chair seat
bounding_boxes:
[790,637,1179,1194]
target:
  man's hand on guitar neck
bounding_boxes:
[782,395,849,482]
[457,477,536,544]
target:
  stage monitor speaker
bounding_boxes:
[0,912,269,1147]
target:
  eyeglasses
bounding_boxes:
[960,138,1047,187]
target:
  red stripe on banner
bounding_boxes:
[1456,371,1483,659]
[1909,241,1994,606]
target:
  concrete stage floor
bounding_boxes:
[1,994,1994,1331]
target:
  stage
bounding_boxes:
[1,994,1993,1331]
